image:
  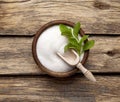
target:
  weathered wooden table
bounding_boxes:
[0,0,120,102]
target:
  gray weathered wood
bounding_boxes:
[0,36,120,75]
[0,0,120,35]
[0,76,119,102]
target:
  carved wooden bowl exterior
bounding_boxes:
[32,20,89,77]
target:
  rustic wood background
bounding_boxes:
[0,0,120,102]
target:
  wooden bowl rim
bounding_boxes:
[32,20,89,77]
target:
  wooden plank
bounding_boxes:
[0,76,119,102]
[0,0,120,35]
[0,36,120,75]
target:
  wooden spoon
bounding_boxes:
[57,50,96,82]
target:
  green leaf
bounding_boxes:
[83,40,95,51]
[79,35,89,45]
[59,24,72,38]
[78,35,89,55]
[59,22,95,56]
[64,43,81,56]
[68,37,79,47]
[73,22,80,39]
[64,44,69,52]
[64,43,76,52]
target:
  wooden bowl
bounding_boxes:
[32,20,89,77]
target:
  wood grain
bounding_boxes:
[0,0,120,35]
[0,36,120,75]
[0,1,119,102]
[0,75,119,102]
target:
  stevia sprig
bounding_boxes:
[59,22,95,56]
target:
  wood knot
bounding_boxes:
[94,1,110,10]
[106,51,115,56]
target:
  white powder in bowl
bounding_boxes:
[36,25,84,72]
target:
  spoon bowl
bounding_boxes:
[57,50,79,66]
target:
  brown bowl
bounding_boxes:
[32,20,89,77]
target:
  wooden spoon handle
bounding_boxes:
[76,63,96,82]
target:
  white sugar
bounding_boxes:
[36,25,84,72]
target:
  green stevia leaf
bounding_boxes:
[59,24,72,38]
[68,37,79,47]
[77,50,81,56]
[64,44,69,52]
[59,22,95,56]
[79,35,89,45]
[73,22,80,39]
[64,43,76,52]
[83,40,95,51]
[78,35,89,53]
